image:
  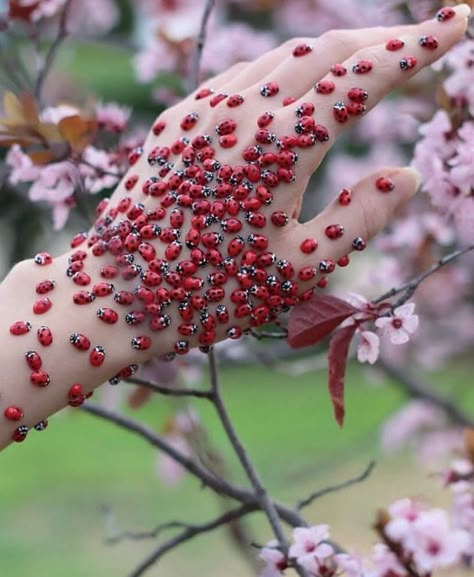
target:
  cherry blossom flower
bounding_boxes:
[81,146,121,194]
[335,552,368,577]
[95,102,131,133]
[375,303,419,345]
[357,331,380,365]
[371,543,408,577]
[289,525,335,574]
[259,541,287,577]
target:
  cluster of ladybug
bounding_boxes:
[3,11,448,443]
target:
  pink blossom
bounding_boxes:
[375,303,419,345]
[40,104,79,124]
[6,145,39,184]
[289,525,334,574]
[357,331,380,365]
[371,543,407,577]
[134,40,179,83]
[95,102,131,133]
[259,541,287,577]
[335,553,368,577]
[449,121,474,197]
[80,146,120,194]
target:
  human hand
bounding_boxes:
[73,4,470,358]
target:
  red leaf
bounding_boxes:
[287,294,357,349]
[328,325,357,427]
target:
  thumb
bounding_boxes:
[287,166,421,285]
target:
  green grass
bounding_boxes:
[0,360,472,577]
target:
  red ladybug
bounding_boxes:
[419,35,439,50]
[34,420,48,431]
[89,346,106,367]
[227,236,245,257]
[260,82,279,97]
[243,145,263,162]
[318,260,336,273]
[297,133,317,148]
[207,272,228,287]
[198,331,216,346]
[338,188,352,205]
[255,129,276,144]
[128,147,143,166]
[68,383,84,407]
[226,94,245,107]
[296,102,315,118]
[70,232,88,249]
[165,241,183,261]
[69,333,90,352]
[97,307,118,324]
[124,174,138,191]
[298,266,317,281]
[348,102,366,116]
[4,406,24,421]
[271,211,289,227]
[257,112,275,128]
[206,287,225,303]
[331,64,347,76]
[34,252,53,266]
[215,305,229,324]
[178,323,198,336]
[210,92,228,107]
[352,60,373,74]
[216,118,237,135]
[25,350,42,370]
[386,38,404,51]
[338,255,350,267]
[180,112,199,131]
[219,133,238,148]
[325,224,345,240]
[12,426,29,443]
[73,290,95,305]
[10,320,32,336]
[282,96,297,106]
[135,286,155,304]
[348,87,368,103]
[352,237,367,251]
[227,327,242,339]
[152,119,166,135]
[436,6,455,21]
[276,259,295,279]
[131,336,152,350]
[295,115,315,134]
[125,311,146,325]
[376,176,395,192]
[293,43,313,57]
[246,212,266,229]
[30,370,50,387]
[399,56,417,71]
[247,234,268,251]
[37,325,53,347]
[149,315,171,331]
[72,271,91,286]
[235,303,252,318]
[195,87,213,100]
[174,340,189,355]
[315,80,335,94]
[300,238,318,254]
[333,102,349,123]
[33,297,52,315]
[113,290,134,305]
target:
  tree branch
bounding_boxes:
[378,360,474,428]
[374,243,474,306]
[296,461,376,510]
[188,0,216,93]
[128,503,257,577]
[127,376,213,400]
[35,0,73,103]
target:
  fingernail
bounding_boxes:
[401,166,422,192]
[455,3,472,18]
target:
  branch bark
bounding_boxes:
[188,0,216,93]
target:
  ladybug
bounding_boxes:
[68,383,84,406]
[121,264,142,280]
[277,168,295,183]
[141,271,163,287]
[70,333,91,350]
[348,102,366,116]
[192,134,213,149]
[235,303,252,318]
[201,232,224,249]
[247,234,268,251]
[226,94,245,107]
[113,290,135,305]
[348,87,368,103]
[243,145,263,162]
[34,252,52,266]
[198,331,216,346]
[73,290,95,305]
[177,302,193,322]
[97,307,118,324]
[164,271,183,289]
[178,322,198,336]
[283,96,297,106]
[419,35,439,50]
[352,60,373,74]
[300,238,318,254]
[227,236,245,257]
[256,252,276,268]
[144,303,163,316]
[195,87,213,100]
[206,287,225,303]
[34,420,48,431]
[70,232,87,249]
[277,150,298,168]
[119,364,139,379]
[227,326,242,339]
[125,311,146,325]
[4,406,24,421]
[280,279,299,295]
[276,259,295,279]
[261,170,279,187]
[30,370,50,387]
[72,271,91,286]
[399,56,417,71]
[293,43,312,57]
[331,63,347,76]
[219,134,238,148]
[231,289,249,304]
[219,217,241,233]
[216,118,237,136]
[255,129,276,144]
[25,350,42,370]
[297,133,317,148]
[190,248,208,267]
[296,102,315,118]
[325,224,345,240]
[260,82,279,97]
[271,211,289,227]
[135,286,155,304]
[10,320,32,336]
[127,202,145,220]
[117,196,132,213]
[376,176,394,192]
[333,102,349,123]
[124,233,141,252]
[298,266,317,281]
[315,80,335,94]
[131,336,152,350]
[338,188,352,206]
[37,325,53,347]
[174,340,189,355]
[33,297,52,315]
[128,146,143,166]
[338,255,350,267]
[66,261,84,276]
[140,224,162,240]
[436,6,455,21]
[91,240,108,257]
[170,137,188,155]
[95,198,109,216]
[108,236,124,255]
[152,119,166,135]
[318,260,336,273]
[257,111,275,129]
[250,285,269,300]
[190,295,207,311]
[318,276,329,288]
[210,92,228,107]
[180,112,199,131]
[149,315,171,331]
[89,345,105,367]
[295,115,315,134]
[352,237,367,251]
[91,282,114,297]
[12,426,29,442]
[207,272,228,287]
[124,174,139,191]
[386,38,405,51]
[215,305,229,324]
[246,212,266,229]
[165,241,183,261]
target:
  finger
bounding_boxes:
[192,61,250,96]
[285,167,420,289]
[291,4,470,174]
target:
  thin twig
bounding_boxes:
[248,328,289,340]
[374,243,474,306]
[127,376,213,400]
[35,0,73,103]
[188,0,216,93]
[378,360,474,428]
[296,461,376,510]
[128,503,256,577]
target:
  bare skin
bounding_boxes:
[0,4,470,450]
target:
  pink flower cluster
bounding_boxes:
[259,496,471,576]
